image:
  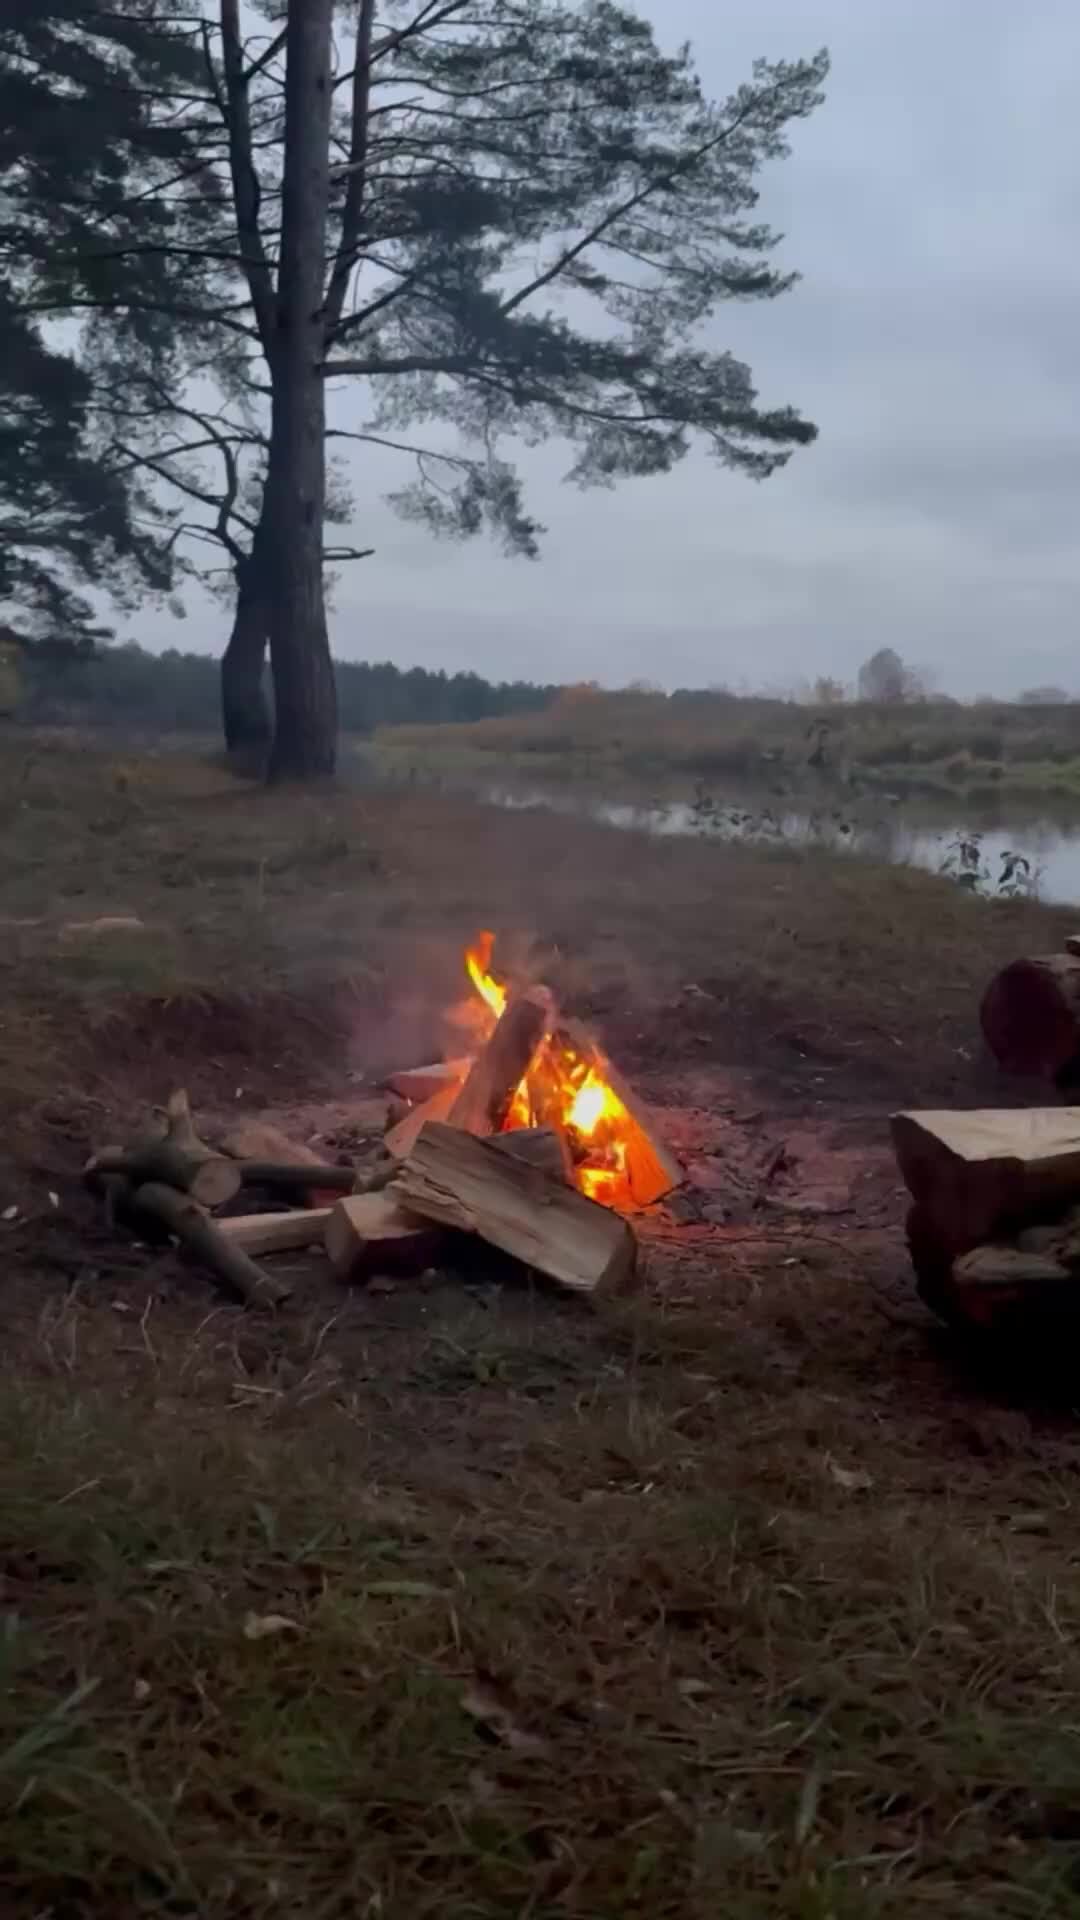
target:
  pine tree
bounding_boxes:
[0,2,224,647]
[224,2,827,777]
[57,3,827,777]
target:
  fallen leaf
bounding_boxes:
[133,1678,152,1703]
[462,1678,550,1758]
[243,1611,301,1641]
[48,1191,59,1210]
[826,1456,874,1494]
[367,1276,397,1296]
[2,1205,18,1223]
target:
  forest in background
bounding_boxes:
[6,643,555,736]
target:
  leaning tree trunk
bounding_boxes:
[264,0,337,784]
[221,536,272,769]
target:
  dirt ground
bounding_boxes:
[4,740,1080,1917]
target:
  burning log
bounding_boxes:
[324,1191,446,1284]
[449,985,554,1136]
[394,1121,638,1297]
[126,1183,291,1308]
[550,1019,680,1208]
[981,954,1080,1081]
[88,1089,242,1210]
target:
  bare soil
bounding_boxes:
[2,739,1080,1918]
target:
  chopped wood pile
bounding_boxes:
[81,951,678,1308]
[893,1106,1080,1331]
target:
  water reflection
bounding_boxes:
[482,784,1080,906]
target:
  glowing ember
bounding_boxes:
[463,934,637,1209]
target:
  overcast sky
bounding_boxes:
[145,0,1080,698]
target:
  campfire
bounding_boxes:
[81,934,681,1309]
[385,932,679,1213]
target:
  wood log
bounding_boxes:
[980,955,1080,1079]
[385,1079,462,1158]
[384,1059,471,1103]
[128,1183,290,1307]
[892,1107,1080,1259]
[88,1090,241,1209]
[221,1121,345,1205]
[494,1127,572,1183]
[238,1161,355,1196]
[448,986,554,1137]
[395,1121,638,1297]
[218,1209,332,1256]
[323,1192,446,1284]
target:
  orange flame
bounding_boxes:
[465,931,507,1021]
[463,934,635,1209]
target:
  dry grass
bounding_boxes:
[378,687,1080,798]
[3,736,1080,1915]
[0,732,1069,1126]
[5,1272,1080,1918]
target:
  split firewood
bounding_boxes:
[394,1121,638,1297]
[127,1183,290,1308]
[385,1079,462,1158]
[448,986,554,1137]
[218,1209,332,1256]
[323,1191,446,1284]
[494,1127,572,1183]
[981,955,1080,1080]
[87,1089,241,1209]
[384,1059,471,1103]
[892,1108,1080,1261]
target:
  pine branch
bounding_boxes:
[217,0,277,353]
[323,0,376,337]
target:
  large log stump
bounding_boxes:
[981,955,1080,1081]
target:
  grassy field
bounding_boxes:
[4,736,1080,1917]
[377,688,1080,802]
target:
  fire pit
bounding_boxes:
[81,934,682,1308]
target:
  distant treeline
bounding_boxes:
[12,643,557,734]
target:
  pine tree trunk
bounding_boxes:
[221,543,271,770]
[264,0,337,784]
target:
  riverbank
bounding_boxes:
[377,689,1080,802]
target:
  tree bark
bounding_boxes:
[221,541,272,768]
[264,0,337,784]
